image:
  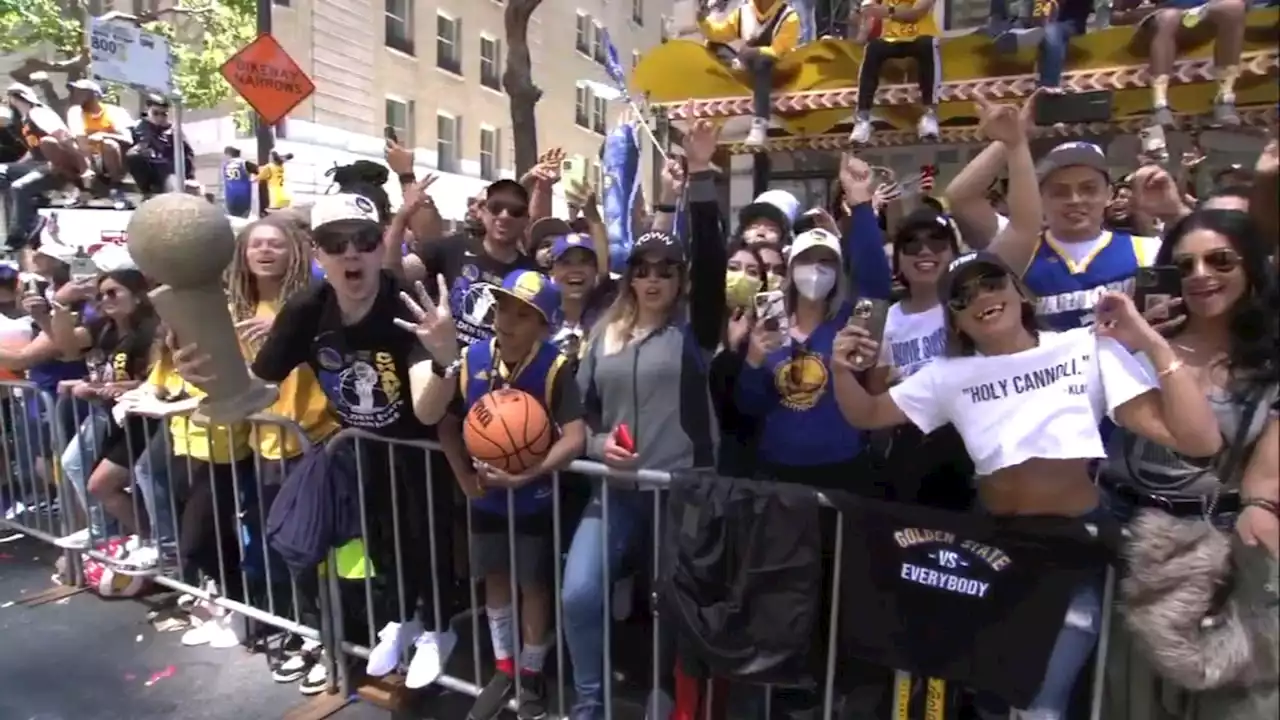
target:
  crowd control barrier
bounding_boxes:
[2,401,1124,720]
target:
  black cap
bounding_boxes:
[628,230,684,263]
[485,178,529,203]
[144,93,170,108]
[529,217,573,249]
[935,251,1018,306]
[894,208,962,249]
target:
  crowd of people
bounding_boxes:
[0,80,1277,720]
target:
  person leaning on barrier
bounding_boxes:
[173,192,456,686]
[561,119,728,719]
[401,269,587,719]
[828,250,1224,718]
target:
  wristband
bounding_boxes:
[1244,498,1279,516]
[431,358,460,378]
[1157,359,1185,378]
[398,172,416,186]
[654,203,678,213]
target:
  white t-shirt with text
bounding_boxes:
[888,328,1155,476]
[876,303,947,380]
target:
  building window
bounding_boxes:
[592,95,607,134]
[591,22,606,64]
[575,12,591,55]
[632,50,641,69]
[480,36,503,91]
[575,84,590,128]
[385,97,414,147]
[589,159,604,190]
[437,13,462,75]
[632,0,643,25]
[385,0,414,54]
[660,15,670,43]
[273,0,290,5]
[437,113,459,173]
[480,127,500,180]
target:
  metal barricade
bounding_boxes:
[0,380,77,569]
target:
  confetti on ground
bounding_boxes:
[0,553,12,560]
[124,673,137,681]
[136,634,143,643]
[144,665,176,687]
[54,598,69,605]
[0,601,13,608]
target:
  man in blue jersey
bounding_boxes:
[221,146,257,218]
[944,128,1160,330]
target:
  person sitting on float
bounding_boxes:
[1113,0,1247,127]
[696,0,803,148]
[847,0,943,144]
[992,0,1095,95]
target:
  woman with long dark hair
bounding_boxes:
[1102,209,1279,717]
[830,248,1223,719]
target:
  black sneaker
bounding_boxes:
[467,670,514,720]
[516,673,548,720]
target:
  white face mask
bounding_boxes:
[791,263,837,301]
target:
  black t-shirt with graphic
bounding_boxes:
[252,272,430,438]
[416,233,538,348]
[829,494,1113,708]
[84,315,157,382]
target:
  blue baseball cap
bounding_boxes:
[550,233,597,262]
[488,270,561,324]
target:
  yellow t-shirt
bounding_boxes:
[239,301,339,460]
[256,163,289,209]
[146,360,253,464]
[880,0,940,41]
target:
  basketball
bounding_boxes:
[463,388,554,475]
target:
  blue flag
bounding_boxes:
[601,122,641,274]
[599,29,630,100]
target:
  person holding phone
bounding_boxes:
[830,249,1223,720]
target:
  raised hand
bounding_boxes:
[977,96,1028,147]
[840,152,875,205]
[683,115,720,172]
[392,275,458,364]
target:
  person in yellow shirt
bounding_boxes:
[697,0,802,147]
[256,151,293,210]
[65,79,134,207]
[848,0,942,144]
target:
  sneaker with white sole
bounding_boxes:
[299,653,329,695]
[54,528,92,550]
[918,110,939,140]
[406,629,458,689]
[207,612,245,649]
[181,617,217,647]
[850,116,873,145]
[744,118,768,147]
[273,638,321,683]
[367,618,424,677]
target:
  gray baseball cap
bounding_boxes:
[1035,141,1110,183]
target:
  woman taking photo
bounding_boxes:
[562,120,726,719]
[711,240,768,476]
[1099,209,1279,718]
[830,249,1224,720]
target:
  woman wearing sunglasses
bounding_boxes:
[1099,210,1279,715]
[562,120,727,719]
[830,249,1224,720]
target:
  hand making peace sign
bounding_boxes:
[393,275,459,365]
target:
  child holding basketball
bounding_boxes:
[401,268,586,720]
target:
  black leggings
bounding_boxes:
[856,36,942,111]
[178,456,253,601]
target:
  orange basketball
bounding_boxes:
[463,388,554,475]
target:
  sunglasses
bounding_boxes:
[898,234,954,257]
[97,288,121,301]
[1172,248,1241,278]
[631,260,677,280]
[485,198,528,218]
[314,227,382,255]
[948,272,1010,311]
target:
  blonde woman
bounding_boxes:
[561,120,727,719]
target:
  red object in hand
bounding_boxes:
[614,423,635,453]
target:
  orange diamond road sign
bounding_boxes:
[220,34,315,126]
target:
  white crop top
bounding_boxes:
[888,328,1156,476]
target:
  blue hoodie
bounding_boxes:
[735,202,892,467]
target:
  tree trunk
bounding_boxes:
[503,0,544,178]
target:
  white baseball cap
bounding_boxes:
[788,228,843,267]
[91,244,137,273]
[309,193,381,231]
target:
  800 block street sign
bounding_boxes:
[220,34,315,126]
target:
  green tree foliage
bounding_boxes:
[0,0,254,115]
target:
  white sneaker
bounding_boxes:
[744,118,768,147]
[299,653,329,695]
[54,528,92,550]
[274,638,322,683]
[850,117,873,144]
[181,617,217,647]
[405,629,458,689]
[116,544,159,572]
[918,110,939,140]
[207,612,245,649]
[366,618,424,677]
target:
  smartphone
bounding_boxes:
[1035,90,1112,127]
[613,423,635,453]
[754,290,788,336]
[1134,266,1183,321]
[384,125,398,143]
[69,254,97,279]
[847,297,889,368]
[1139,125,1170,164]
[561,154,589,189]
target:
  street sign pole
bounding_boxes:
[255,0,274,216]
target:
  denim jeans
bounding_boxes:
[61,410,111,538]
[562,486,652,714]
[791,0,816,42]
[132,432,175,544]
[1038,20,1083,88]
[0,158,57,247]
